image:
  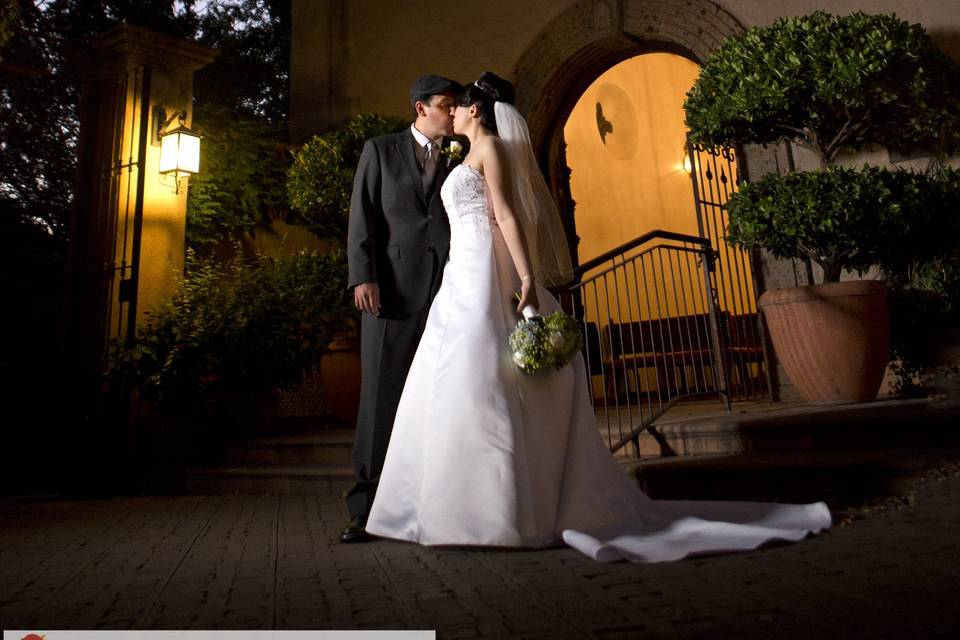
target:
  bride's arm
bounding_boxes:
[481,138,539,313]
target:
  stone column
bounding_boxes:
[65,25,216,488]
[68,25,215,373]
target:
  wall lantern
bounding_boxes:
[154,107,201,193]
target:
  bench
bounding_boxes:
[601,313,721,400]
[724,312,768,397]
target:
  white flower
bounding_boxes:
[549,331,565,350]
[441,140,464,162]
[512,351,525,366]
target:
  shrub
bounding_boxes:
[684,11,960,165]
[111,245,352,418]
[287,113,408,240]
[185,103,290,249]
[883,165,960,393]
[724,165,949,282]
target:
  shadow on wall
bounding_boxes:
[929,29,960,64]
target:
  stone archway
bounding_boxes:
[510,0,756,265]
[514,0,745,153]
[513,0,791,401]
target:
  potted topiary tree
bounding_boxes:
[684,11,960,403]
[286,113,408,423]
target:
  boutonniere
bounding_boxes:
[441,140,463,163]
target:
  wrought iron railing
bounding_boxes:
[687,142,772,401]
[556,230,730,457]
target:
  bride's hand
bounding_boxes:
[516,277,539,314]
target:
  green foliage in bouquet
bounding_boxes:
[684,11,960,165]
[287,113,408,241]
[509,312,584,375]
[110,244,352,417]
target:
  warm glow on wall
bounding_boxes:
[564,52,701,266]
[564,53,753,325]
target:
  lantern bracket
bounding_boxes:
[152,106,186,145]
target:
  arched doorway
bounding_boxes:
[511,0,757,265]
[561,52,757,316]
[510,3,771,434]
[563,52,700,264]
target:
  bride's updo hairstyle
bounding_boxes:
[455,71,516,136]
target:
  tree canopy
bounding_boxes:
[0,0,291,243]
[684,11,960,166]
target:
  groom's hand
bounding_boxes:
[354,282,381,316]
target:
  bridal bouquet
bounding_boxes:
[509,310,584,374]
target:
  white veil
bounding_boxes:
[494,101,574,287]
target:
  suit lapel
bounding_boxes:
[397,131,426,206]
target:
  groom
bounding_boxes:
[342,75,462,543]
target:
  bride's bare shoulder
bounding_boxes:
[476,136,508,166]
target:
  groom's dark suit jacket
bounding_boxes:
[347,129,454,317]
[345,127,457,518]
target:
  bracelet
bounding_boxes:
[520,274,533,281]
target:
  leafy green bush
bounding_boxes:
[882,165,960,393]
[725,165,951,282]
[111,245,352,418]
[287,113,408,240]
[684,11,960,165]
[186,103,290,249]
[685,10,960,397]
[0,0,19,51]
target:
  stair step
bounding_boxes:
[143,464,355,496]
[640,398,960,456]
[224,430,354,466]
[625,449,960,508]
[269,415,344,433]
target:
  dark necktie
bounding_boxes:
[422,141,438,195]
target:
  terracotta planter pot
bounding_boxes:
[319,334,362,427]
[759,280,889,403]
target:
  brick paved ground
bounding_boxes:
[2,470,959,639]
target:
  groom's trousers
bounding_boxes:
[346,260,442,519]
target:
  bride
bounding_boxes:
[365,72,831,562]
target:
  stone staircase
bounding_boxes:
[145,428,356,496]
[142,395,960,506]
[623,397,960,508]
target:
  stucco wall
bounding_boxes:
[291,0,960,141]
[290,0,574,141]
[565,53,702,261]
[720,0,960,45]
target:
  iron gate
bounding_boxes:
[97,66,151,365]
[556,230,729,457]
[687,142,772,401]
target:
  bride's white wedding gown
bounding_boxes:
[365,164,831,562]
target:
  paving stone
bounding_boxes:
[2,470,960,635]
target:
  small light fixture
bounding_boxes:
[682,150,693,174]
[154,107,201,194]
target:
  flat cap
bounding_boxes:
[409,75,462,107]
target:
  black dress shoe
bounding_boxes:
[339,515,370,543]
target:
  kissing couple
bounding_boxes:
[343,71,831,562]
